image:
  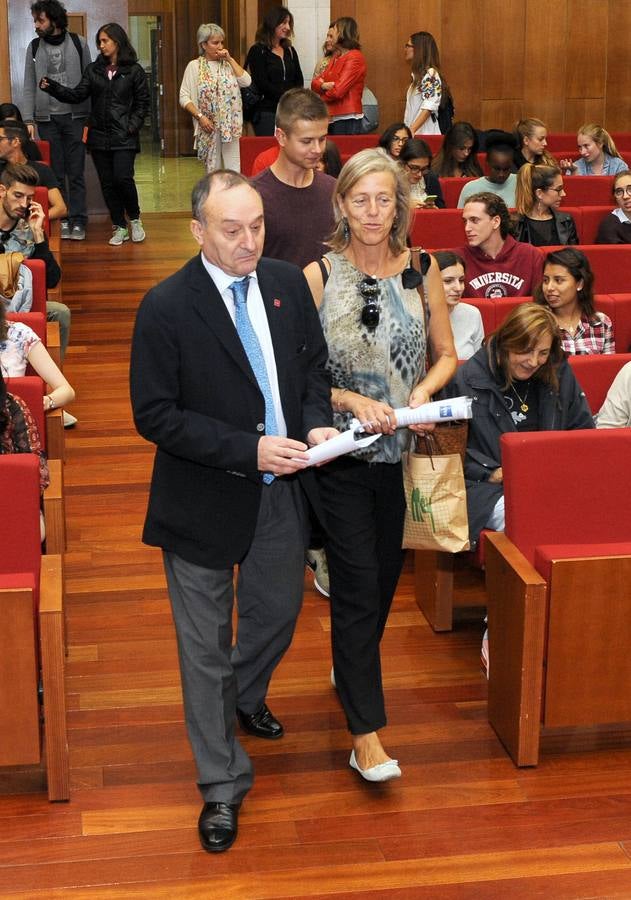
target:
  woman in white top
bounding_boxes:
[403,31,442,136]
[179,23,251,173]
[434,251,484,360]
[597,362,631,428]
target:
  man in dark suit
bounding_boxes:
[130,170,336,853]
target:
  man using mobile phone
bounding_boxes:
[0,163,73,403]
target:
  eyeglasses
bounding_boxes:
[547,185,564,194]
[406,162,429,175]
[392,136,407,144]
[614,185,631,198]
[358,277,380,329]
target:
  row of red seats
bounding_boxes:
[463,293,631,355]
[411,205,619,247]
[240,134,631,178]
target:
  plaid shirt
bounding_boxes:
[560,312,615,355]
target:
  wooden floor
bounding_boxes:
[2,217,631,898]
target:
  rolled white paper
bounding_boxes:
[305,420,381,466]
[305,396,471,467]
[392,396,472,427]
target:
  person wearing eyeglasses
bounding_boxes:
[303,148,456,784]
[513,164,578,247]
[398,137,444,208]
[378,122,412,161]
[596,169,631,244]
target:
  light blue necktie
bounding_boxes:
[230,277,278,484]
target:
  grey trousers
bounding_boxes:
[163,478,307,805]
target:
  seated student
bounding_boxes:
[513,163,578,247]
[534,248,614,355]
[454,192,544,298]
[0,103,42,162]
[315,139,343,178]
[596,169,631,244]
[445,302,594,549]
[0,370,49,540]
[431,122,483,178]
[513,117,557,169]
[0,295,75,412]
[0,164,73,423]
[457,131,518,208]
[0,121,66,220]
[434,250,484,359]
[399,138,444,208]
[560,124,628,176]
[378,122,412,161]
[596,362,631,428]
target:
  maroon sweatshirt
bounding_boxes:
[455,236,544,298]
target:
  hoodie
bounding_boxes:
[455,235,544,299]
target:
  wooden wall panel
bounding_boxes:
[566,0,608,99]
[605,0,631,130]
[522,0,567,128]
[483,0,525,100]
[330,0,622,136]
[441,0,483,127]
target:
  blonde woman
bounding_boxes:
[179,23,251,173]
[304,149,456,783]
[513,118,557,169]
[560,124,627,176]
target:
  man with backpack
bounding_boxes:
[22,1,91,241]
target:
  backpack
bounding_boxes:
[31,32,85,70]
[436,89,455,134]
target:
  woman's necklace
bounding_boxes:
[511,381,530,413]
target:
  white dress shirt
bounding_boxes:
[201,255,288,437]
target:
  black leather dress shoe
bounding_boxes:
[198,801,240,853]
[236,703,284,740]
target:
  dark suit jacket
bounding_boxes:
[130,253,332,568]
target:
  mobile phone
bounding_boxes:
[21,204,33,220]
[424,195,437,202]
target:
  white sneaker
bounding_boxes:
[305,548,330,597]
[63,410,78,428]
[109,226,129,246]
[60,220,71,239]
[130,219,145,242]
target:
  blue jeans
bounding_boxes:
[37,115,87,227]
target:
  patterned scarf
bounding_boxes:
[197,56,243,160]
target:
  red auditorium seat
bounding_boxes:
[561,177,613,206]
[0,454,68,800]
[569,353,631,412]
[20,258,47,315]
[35,139,50,164]
[486,428,631,766]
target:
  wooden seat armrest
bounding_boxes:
[485,532,547,767]
[46,408,65,461]
[46,322,62,370]
[43,458,65,554]
[38,553,69,801]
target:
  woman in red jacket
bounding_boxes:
[311,17,367,135]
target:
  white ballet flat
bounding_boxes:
[349,750,402,782]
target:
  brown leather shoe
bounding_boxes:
[236,703,284,739]
[198,801,240,853]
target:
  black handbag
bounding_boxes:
[241,84,262,123]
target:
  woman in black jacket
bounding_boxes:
[513,163,578,247]
[40,23,150,246]
[446,303,594,548]
[245,6,303,136]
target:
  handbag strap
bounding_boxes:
[408,245,433,370]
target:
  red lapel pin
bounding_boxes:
[274,298,281,308]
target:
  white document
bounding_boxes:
[305,397,472,467]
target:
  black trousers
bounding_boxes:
[328,118,362,135]
[90,148,140,227]
[38,114,88,227]
[316,457,406,734]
